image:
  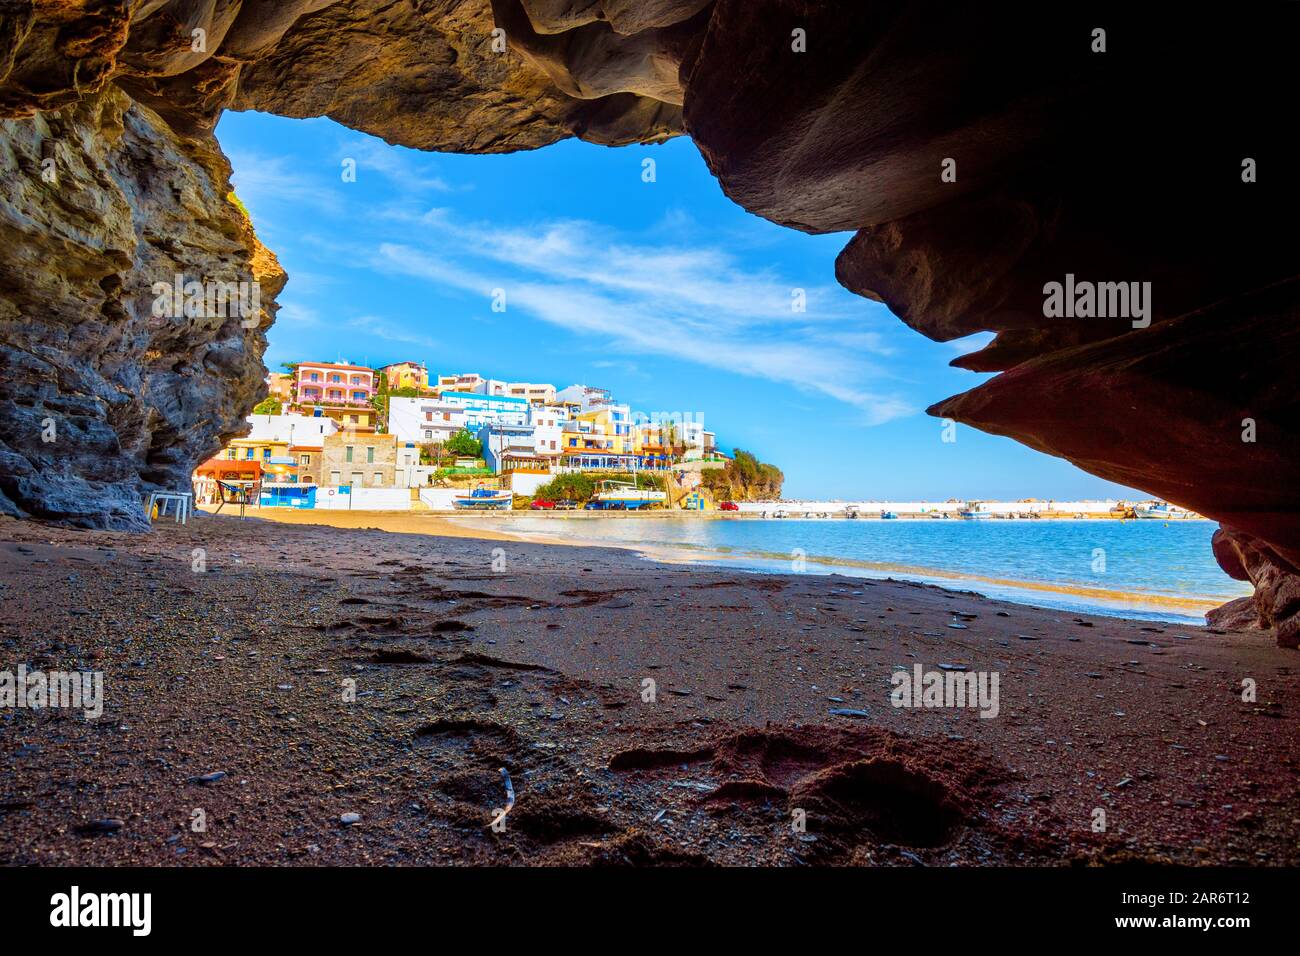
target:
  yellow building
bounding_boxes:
[565,405,634,454]
[381,361,429,392]
[222,437,289,461]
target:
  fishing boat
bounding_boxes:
[584,479,667,511]
[452,487,513,510]
[1133,500,1195,519]
[881,511,899,519]
[958,501,993,519]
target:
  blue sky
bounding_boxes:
[215,110,1140,501]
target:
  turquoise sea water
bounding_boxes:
[475,516,1250,624]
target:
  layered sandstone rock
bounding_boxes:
[0,2,1296,638]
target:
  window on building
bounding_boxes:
[350,415,359,424]
[329,471,340,484]
[350,472,362,485]
[366,446,375,463]
[300,454,310,465]
[372,472,383,485]
[345,446,354,462]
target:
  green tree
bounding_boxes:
[445,428,482,458]
[701,449,783,501]
[252,396,282,415]
[534,472,597,502]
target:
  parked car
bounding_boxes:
[529,498,556,510]
[719,501,740,511]
[554,499,579,510]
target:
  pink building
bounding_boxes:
[294,362,375,407]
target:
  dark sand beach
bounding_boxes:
[1,512,1297,866]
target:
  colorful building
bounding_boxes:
[265,372,293,403]
[563,404,633,454]
[292,362,378,432]
[380,361,429,392]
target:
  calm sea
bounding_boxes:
[474,516,1250,624]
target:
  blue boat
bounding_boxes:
[881,511,899,519]
[453,487,512,510]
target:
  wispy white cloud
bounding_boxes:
[337,135,455,194]
[227,151,344,220]
[945,331,996,353]
[349,314,438,350]
[276,302,321,327]
[370,215,914,424]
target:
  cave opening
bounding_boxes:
[0,3,1296,637]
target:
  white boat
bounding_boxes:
[958,501,993,519]
[585,480,667,510]
[453,487,513,510]
[1133,501,1195,519]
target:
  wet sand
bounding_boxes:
[1,511,1297,866]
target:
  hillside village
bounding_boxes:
[193,360,779,512]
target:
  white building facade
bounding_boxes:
[244,413,339,445]
[528,405,569,457]
[555,384,613,409]
[387,396,468,445]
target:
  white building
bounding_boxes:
[388,396,467,445]
[435,372,486,393]
[504,382,556,405]
[680,419,706,459]
[528,404,569,457]
[555,384,613,409]
[477,423,539,474]
[244,413,338,445]
[394,442,437,488]
[470,378,509,397]
[439,391,530,428]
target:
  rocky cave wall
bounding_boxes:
[0,1,1296,639]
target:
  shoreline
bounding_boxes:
[1,511,1296,867]
[218,506,1235,624]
